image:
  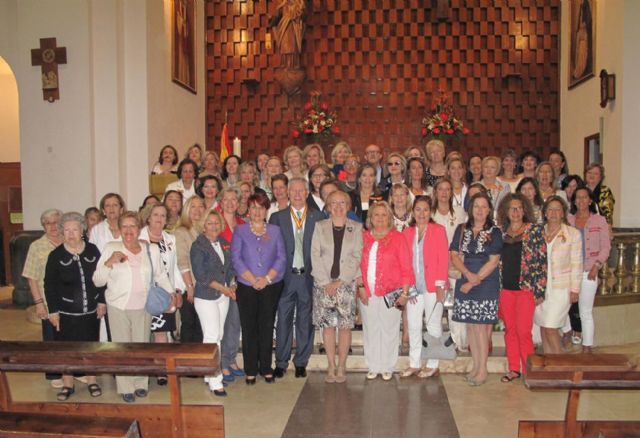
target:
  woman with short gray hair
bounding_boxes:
[45,211,105,400]
[22,208,63,388]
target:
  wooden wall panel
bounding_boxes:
[205,0,559,161]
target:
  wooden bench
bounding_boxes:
[0,411,140,437]
[0,341,224,438]
[520,354,640,438]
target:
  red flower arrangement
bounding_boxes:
[291,91,340,139]
[422,91,470,139]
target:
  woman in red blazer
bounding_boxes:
[401,196,449,378]
[359,201,414,381]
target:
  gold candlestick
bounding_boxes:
[630,241,640,294]
[614,242,627,295]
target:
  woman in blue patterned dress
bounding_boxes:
[449,192,503,386]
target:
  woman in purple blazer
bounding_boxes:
[231,191,287,384]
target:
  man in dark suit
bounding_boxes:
[269,177,322,378]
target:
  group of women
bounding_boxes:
[25,139,615,404]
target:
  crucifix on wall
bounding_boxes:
[31,37,67,102]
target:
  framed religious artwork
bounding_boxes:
[584,133,601,170]
[172,0,196,93]
[568,0,596,89]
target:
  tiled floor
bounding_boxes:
[2,286,640,437]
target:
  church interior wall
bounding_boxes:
[146,0,206,168]
[560,0,639,227]
[0,0,206,227]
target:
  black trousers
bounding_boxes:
[236,281,283,377]
[179,298,203,343]
[569,302,582,332]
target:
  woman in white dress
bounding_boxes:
[534,196,582,354]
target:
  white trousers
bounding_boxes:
[360,295,401,373]
[195,296,230,390]
[579,271,598,346]
[448,278,467,348]
[407,293,443,369]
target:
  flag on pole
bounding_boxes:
[220,123,231,161]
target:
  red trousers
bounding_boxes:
[499,289,535,374]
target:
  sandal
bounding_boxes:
[401,367,420,378]
[88,383,102,397]
[500,371,521,383]
[417,367,440,379]
[57,386,75,401]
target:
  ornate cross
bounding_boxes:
[31,38,67,102]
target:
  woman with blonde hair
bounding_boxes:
[93,211,174,402]
[359,201,414,380]
[200,151,221,179]
[480,156,510,211]
[260,156,284,197]
[330,141,352,176]
[425,139,447,188]
[174,195,206,343]
[303,143,326,169]
[311,190,363,383]
[190,210,236,396]
[283,145,306,180]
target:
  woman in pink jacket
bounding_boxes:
[359,201,414,381]
[401,196,449,378]
[568,186,610,352]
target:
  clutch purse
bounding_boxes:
[383,286,419,309]
[443,288,455,309]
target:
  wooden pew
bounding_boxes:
[0,341,224,438]
[520,354,640,438]
[0,411,140,437]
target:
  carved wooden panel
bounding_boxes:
[205,0,560,161]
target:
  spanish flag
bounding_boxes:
[220,123,231,161]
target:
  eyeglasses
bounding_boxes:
[387,162,401,167]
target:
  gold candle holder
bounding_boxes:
[630,241,640,294]
[614,242,627,295]
[598,261,612,295]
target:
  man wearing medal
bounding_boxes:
[269,177,323,378]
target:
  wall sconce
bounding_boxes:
[599,69,616,108]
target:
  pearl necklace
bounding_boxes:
[250,221,266,237]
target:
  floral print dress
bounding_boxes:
[450,225,503,324]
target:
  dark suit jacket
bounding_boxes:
[190,234,234,300]
[269,204,323,286]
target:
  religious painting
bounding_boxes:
[172,0,196,93]
[568,0,596,89]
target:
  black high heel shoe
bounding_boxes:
[245,376,257,385]
[264,375,275,384]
